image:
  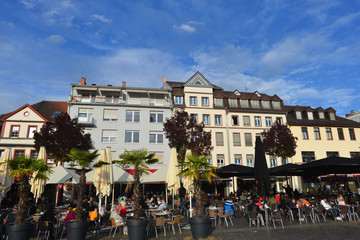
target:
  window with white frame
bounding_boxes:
[150,112,163,123]
[234,154,241,165]
[245,133,252,146]
[240,99,249,108]
[270,156,276,167]
[302,127,309,139]
[126,110,140,122]
[243,116,250,126]
[232,116,239,126]
[78,108,94,122]
[296,111,302,120]
[103,109,118,122]
[246,154,253,167]
[149,132,163,143]
[255,116,261,126]
[276,117,283,124]
[215,115,222,125]
[10,126,19,138]
[233,133,240,146]
[326,128,333,140]
[251,100,260,108]
[14,150,25,158]
[190,96,197,106]
[202,97,209,106]
[229,99,238,107]
[319,112,325,119]
[265,117,272,127]
[203,114,210,125]
[281,158,287,165]
[27,126,37,138]
[215,132,224,146]
[102,130,117,143]
[307,112,314,120]
[174,96,183,105]
[125,130,139,143]
[302,151,315,163]
[30,150,38,159]
[217,154,224,167]
[190,114,198,123]
[330,112,336,120]
[314,127,321,140]
[206,157,212,164]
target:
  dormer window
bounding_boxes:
[262,101,270,109]
[251,100,260,108]
[307,112,314,120]
[255,92,261,97]
[195,80,203,85]
[296,111,302,120]
[319,112,325,119]
[272,101,281,109]
[240,100,249,108]
[229,99,238,107]
[330,112,336,120]
[234,91,241,96]
[214,98,223,107]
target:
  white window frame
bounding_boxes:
[234,154,241,165]
[215,115,222,125]
[246,154,253,167]
[174,96,183,105]
[101,130,117,143]
[149,132,164,144]
[255,116,261,127]
[190,114,198,123]
[27,126,37,138]
[217,154,224,167]
[125,130,140,143]
[10,126,19,138]
[203,114,210,125]
[190,96,197,106]
[201,97,209,106]
[150,112,163,123]
[265,117,272,127]
[103,109,118,122]
[126,110,140,122]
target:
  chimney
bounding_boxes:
[79,77,86,85]
[163,76,166,83]
[122,81,126,87]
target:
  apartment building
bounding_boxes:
[67,78,172,168]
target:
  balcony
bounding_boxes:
[77,116,96,126]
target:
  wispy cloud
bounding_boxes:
[91,14,112,23]
[21,0,35,9]
[173,23,196,33]
[44,34,67,45]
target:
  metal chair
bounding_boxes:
[166,215,182,235]
[248,211,260,228]
[339,206,352,222]
[271,211,284,229]
[154,217,166,238]
[208,210,217,226]
[36,221,51,240]
[220,210,233,227]
[314,206,327,222]
[109,218,124,237]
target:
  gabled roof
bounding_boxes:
[166,72,222,90]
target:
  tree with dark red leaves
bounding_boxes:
[34,112,92,164]
[261,121,297,159]
[163,110,212,162]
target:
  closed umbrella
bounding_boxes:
[0,148,13,204]
[105,147,114,205]
[166,148,181,208]
[30,146,46,203]
[93,149,111,211]
[254,136,271,197]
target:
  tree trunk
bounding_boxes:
[133,168,140,220]
[15,174,29,224]
[194,179,203,218]
[75,169,86,222]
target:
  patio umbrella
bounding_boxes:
[216,164,254,178]
[0,148,13,204]
[46,165,80,184]
[105,147,114,205]
[141,165,168,183]
[30,146,46,203]
[254,136,271,197]
[269,163,301,176]
[166,148,181,208]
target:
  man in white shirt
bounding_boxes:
[157,199,168,211]
[320,198,341,220]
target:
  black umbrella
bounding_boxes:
[269,163,301,176]
[254,136,271,197]
[216,164,254,178]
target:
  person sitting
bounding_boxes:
[267,195,278,210]
[157,199,168,211]
[3,205,18,224]
[320,198,341,220]
[110,206,125,225]
[337,194,346,206]
[118,202,127,217]
[63,207,76,223]
[296,197,310,208]
[247,199,264,226]
[224,198,234,216]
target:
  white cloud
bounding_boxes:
[173,24,196,33]
[21,0,35,9]
[44,34,67,45]
[91,14,112,23]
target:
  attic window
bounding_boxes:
[319,112,325,119]
[330,112,336,120]
[234,91,241,96]
[255,92,261,97]
[52,111,62,117]
[195,80,203,85]
[296,111,302,120]
[272,101,281,109]
[307,112,314,120]
[262,101,270,109]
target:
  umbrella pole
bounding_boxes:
[55,184,59,207]
[172,189,174,209]
[166,184,168,204]
[112,183,115,205]
[105,195,107,209]
[189,191,193,218]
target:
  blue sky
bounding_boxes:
[0,0,359,116]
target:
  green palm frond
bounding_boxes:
[67,148,99,169]
[7,156,52,180]
[115,149,158,171]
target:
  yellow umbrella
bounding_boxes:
[30,146,46,203]
[166,148,180,207]
[0,148,14,202]
[105,147,114,204]
[93,149,111,197]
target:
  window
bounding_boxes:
[349,128,356,140]
[307,112,314,120]
[233,133,241,146]
[270,156,276,167]
[246,154,253,167]
[125,130,140,143]
[326,128,333,140]
[232,116,239,126]
[10,126,20,138]
[217,154,224,167]
[105,95,120,103]
[337,128,344,140]
[174,96,183,105]
[0,150,3,158]
[229,99,238,107]
[150,152,164,163]
[350,152,360,158]
[302,151,315,163]
[314,127,321,140]
[251,100,260,108]
[30,150,38,159]
[78,108,94,122]
[326,152,339,157]
[302,127,309,140]
[202,97,209,106]
[276,117,283,124]
[272,101,281,109]
[126,110,140,122]
[265,117,272,127]
[243,116,250,126]
[319,112,325,119]
[150,112,163,123]
[281,158,287,165]
[330,112,336,120]
[214,98,223,106]
[240,99,249,108]
[254,116,261,127]
[206,156,212,164]
[102,130,117,143]
[245,133,252,146]
[190,114,198,123]
[216,132,224,146]
[190,96,197,106]
[215,115,222,125]
[262,101,270,109]
[296,111,302,120]
[27,126,37,138]
[149,132,163,143]
[103,109,118,122]
[203,114,210,125]
[234,154,241,165]
[14,150,25,158]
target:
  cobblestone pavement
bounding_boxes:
[80,215,360,240]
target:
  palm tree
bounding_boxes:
[7,156,52,224]
[178,152,218,218]
[67,148,100,222]
[115,149,158,220]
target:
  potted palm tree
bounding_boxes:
[66,148,101,240]
[178,152,218,240]
[6,155,52,240]
[115,149,158,240]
